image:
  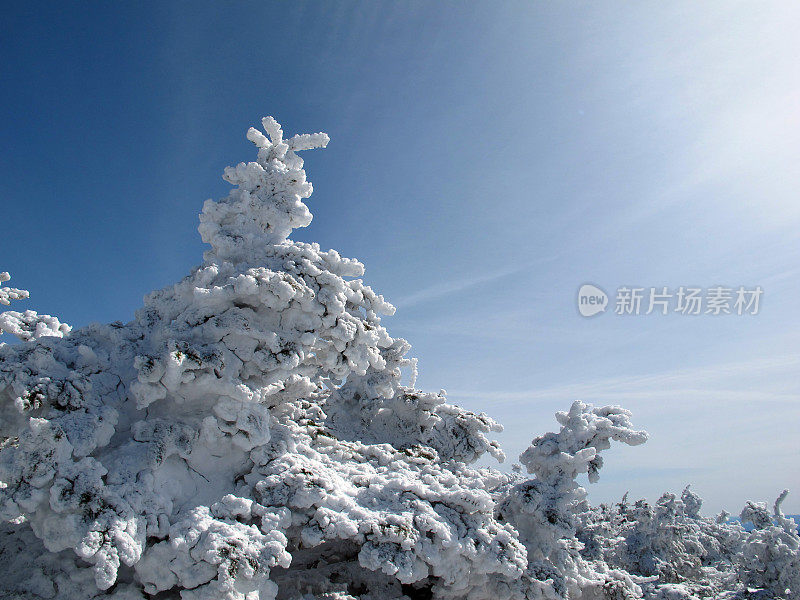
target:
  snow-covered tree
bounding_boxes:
[0,117,797,600]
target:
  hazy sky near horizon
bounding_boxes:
[2,1,799,513]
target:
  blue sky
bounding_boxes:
[2,1,799,514]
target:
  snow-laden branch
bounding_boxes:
[0,272,71,341]
[0,272,29,306]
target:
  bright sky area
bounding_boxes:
[2,1,799,514]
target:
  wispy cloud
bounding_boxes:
[391,264,527,309]
[447,353,800,406]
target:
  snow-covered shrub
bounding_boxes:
[0,116,796,600]
[575,487,800,599]
[735,491,800,598]
[611,490,712,582]
[496,402,650,599]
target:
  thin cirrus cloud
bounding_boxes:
[390,253,561,311]
[448,353,800,407]
[391,264,528,309]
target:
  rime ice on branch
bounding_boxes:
[0,272,29,306]
[0,272,70,341]
[0,117,796,600]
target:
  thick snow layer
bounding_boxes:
[0,117,797,600]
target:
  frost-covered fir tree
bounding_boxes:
[0,117,797,600]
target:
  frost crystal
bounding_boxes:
[0,117,797,600]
